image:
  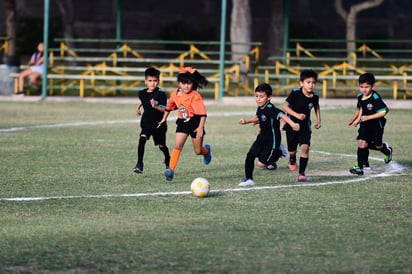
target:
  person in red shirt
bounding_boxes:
[158,67,212,181]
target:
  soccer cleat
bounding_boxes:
[383,142,392,164]
[288,161,297,171]
[363,161,371,171]
[203,144,212,165]
[297,173,308,182]
[238,178,255,187]
[164,168,174,181]
[279,144,289,159]
[264,163,277,170]
[133,165,143,174]
[349,164,364,176]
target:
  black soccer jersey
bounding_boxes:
[138,87,167,129]
[357,91,388,129]
[256,102,284,149]
[285,87,319,126]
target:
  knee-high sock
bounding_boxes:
[299,157,308,175]
[137,136,147,166]
[159,145,170,167]
[358,147,369,167]
[245,152,255,180]
[169,148,181,171]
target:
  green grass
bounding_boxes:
[0,100,411,273]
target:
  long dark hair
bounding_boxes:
[177,67,209,90]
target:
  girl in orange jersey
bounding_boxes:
[157,67,212,181]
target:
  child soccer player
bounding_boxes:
[133,67,170,174]
[347,72,392,175]
[238,83,300,187]
[157,67,211,181]
[282,69,321,182]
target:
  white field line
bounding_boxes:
[0,113,408,202]
[0,112,251,133]
[1,160,406,202]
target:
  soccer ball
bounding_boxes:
[190,177,210,198]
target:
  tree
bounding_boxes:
[335,0,384,55]
[230,0,252,61]
[267,0,285,60]
[3,0,17,65]
[56,0,75,48]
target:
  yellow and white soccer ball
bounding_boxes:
[190,177,210,198]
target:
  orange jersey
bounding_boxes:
[166,89,207,120]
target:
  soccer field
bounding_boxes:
[0,98,411,273]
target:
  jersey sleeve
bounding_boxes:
[165,90,177,111]
[191,92,207,116]
[157,89,167,108]
[285,88,299,106]
[373,92,389,113]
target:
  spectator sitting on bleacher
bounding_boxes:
[16,42,44,95]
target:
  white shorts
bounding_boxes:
[31,65,43,73]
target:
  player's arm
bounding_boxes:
[158,110,170,127]
[314,104,321,129]
[283,102,305,120]
[280,113,300,131]
[194,115,207,139]
[135,102,142,116]
[150,98,166,113]
[239,115,259,125]
[360,109,388,122]
[347,109,361,127]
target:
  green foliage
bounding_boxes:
[0,101,411,273]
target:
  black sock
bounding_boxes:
[299,157,308,175]
[159,145,170,167]
[358,147,368,168]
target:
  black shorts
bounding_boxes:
[248,141,282,165]
[285,126,311,151]
[140,124,167,146]
[176,117,206,138]
[357,125,384,147]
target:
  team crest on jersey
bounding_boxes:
[308,103,314,110]
[261,114,267,122]
[367,103,373,111]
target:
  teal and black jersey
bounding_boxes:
[256,102,284,149]
[284,87,319,131]
[357,90,388,129]
[138,87,167,130]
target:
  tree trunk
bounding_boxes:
[230,0,252,61]
[266,0,285,61]
[4,0,18,65]
[335,0,384,57]
[56,0,75,47]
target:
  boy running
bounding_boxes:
[133,67,170,174]
[347,72,392,175]
[283,69,321,182]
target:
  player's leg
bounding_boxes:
[297,143,309,182]
[350,139,368,176]
[164,132,189,181]
[239,142,259,187]
[133,133,148,174]
[154,128,170,169]
[373,128,392,164]
[286,131,298,171]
